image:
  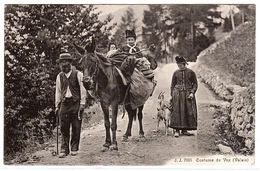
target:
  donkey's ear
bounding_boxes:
[74,43,85,56]
[84,36,96,53]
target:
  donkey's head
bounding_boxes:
[74,37,99,90]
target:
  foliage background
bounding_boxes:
[4,4,114,158]
[4,4,255,160]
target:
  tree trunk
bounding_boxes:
[171,29,174,61]
[190,6,195,59]
[165,40,168,64]
[230,8,235,30]
[241,9,245,23]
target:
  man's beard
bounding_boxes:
[61,65,71,73]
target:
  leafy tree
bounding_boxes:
[112,7,137,49]
[223,5,255,33]
[167,4,221,61]
[237,4,255,23]
[142,5,165,61]
[142,5,221,62]
[4,4,112,157]
[223,17,232,32]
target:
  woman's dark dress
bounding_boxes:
[170,68,198,130]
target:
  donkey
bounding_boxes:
[74,38,152,151]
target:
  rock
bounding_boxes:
[246,123,252,129]
[26,160,38,164]
[221,101,231,109]
[237,130,245,137]
[17,156,29,163]
[217,144,234,154]
[237,110,243,117]
[250,115,254,124]
[245,139,253,149]
[247,105,254,114]
[32,155,40,161]
[247,130,254,138]
[230,108,236,121]
[234,117,243,127]
[227,85,246,94]
[242,114,249,123]
[209,107,215,112]
[239,148,248,153]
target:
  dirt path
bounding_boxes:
[20,63,224,166]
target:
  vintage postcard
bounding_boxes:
[2,1,257,170]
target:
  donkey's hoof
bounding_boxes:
[122,136,128,142]
[122,134,129,142]
[109,144,118,151]
[139,135,146,142]
[139,134,145,138]
[101,146,109,152]
[103,142,111,148]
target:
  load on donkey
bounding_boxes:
[74,36,157,151]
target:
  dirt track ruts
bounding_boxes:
[20,63,223,166]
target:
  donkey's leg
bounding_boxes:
[123,105,135,141]
[110,104,118,150]
[100,102,111,149]
[138,105,145,137]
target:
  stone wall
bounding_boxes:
[229,84,255,151]
[196,66,255,154]
[194,22,255,154]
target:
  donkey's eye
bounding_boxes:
[83,76,91,80]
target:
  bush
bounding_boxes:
[198,22,255,87]
[4,4,113,158]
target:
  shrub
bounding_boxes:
[4,4,113,158]
[198,22,255,87]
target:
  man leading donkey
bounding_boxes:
[55,47,86,158]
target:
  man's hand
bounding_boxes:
[80,104,85,112]
[78,104,85,120]
[188,93,194,99]
[55,107,59,116]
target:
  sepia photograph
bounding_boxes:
[2,1,257,169]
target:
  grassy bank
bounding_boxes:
[194,22,255,154]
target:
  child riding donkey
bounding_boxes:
[117,29,157,141]
[74,29,157,150]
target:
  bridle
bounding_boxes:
[81,54,99,90]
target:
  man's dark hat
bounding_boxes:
[175,56,188,65]
[57,46,74,63]
[125,29,136,39]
